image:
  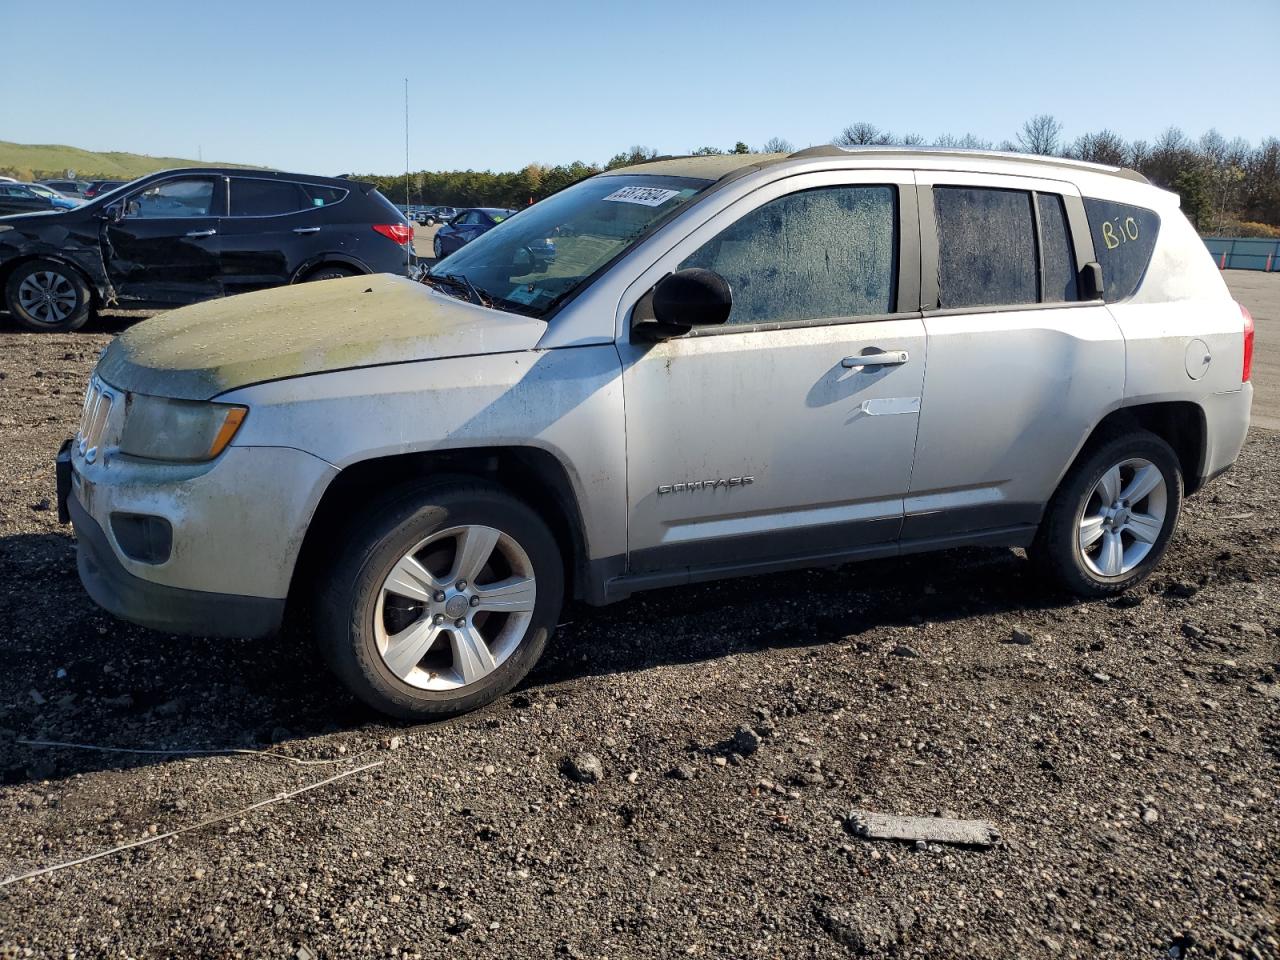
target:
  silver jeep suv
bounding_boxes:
[57,147,1255,718]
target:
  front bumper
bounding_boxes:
[70,492,285,637]
[59,438,338,638]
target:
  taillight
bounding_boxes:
[1241,302,1254,383]
[373,223,413,244]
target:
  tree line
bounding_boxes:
[363,117,1280,237]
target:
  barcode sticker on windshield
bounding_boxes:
[602,186,681,206]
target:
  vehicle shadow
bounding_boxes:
[0,528,1076,788]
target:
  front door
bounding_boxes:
[617,172,926,578]
[103,174,224,304]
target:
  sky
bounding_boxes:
[2,0,1277,175]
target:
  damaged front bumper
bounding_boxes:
[56,436,337,639]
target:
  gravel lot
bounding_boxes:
[0,273,1276,959]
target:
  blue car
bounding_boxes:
[432,207,516,259]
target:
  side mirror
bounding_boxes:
[102,201,125,223]
[635,268,732,339]
[1080,261,1105,300]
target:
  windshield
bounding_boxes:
[428,174,710,318]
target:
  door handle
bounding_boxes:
[292,226,321,234]
[842,350,909,368]
[185,228,217,238]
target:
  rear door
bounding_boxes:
[218,177,348,294]
[905,172,1123,540]
[103,174,224,304]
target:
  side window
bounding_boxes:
[230,178,307,217]
[1037,193,1078,302]
[458,211,481,226]
[934,187,1037,308]
[678,185,898,326]
[299,183,347,207]
[1083,198,1160,302]
[124,178,217,219]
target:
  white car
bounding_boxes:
[59,147,1254,718]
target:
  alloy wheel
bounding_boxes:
[17,271,78,326]
[1078,457,1168,577]
[374,524,536,690]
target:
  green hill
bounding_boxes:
[0,141,257,181]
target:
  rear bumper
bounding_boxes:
[1197,383,1253,487]
[70,493,284,638]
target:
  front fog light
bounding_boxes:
[118,394,248,462]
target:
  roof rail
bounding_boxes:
[785,144,1149,185]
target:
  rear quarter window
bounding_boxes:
[1083,198,1160,302]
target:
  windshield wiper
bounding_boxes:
[422,271,489,307]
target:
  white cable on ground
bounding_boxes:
[16,738,361,766]
[0,760,383,888]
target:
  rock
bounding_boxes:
[1182,623,1208,641]
[626,771,639,784]
[564,753,604,784]
[729,726,762,756]
[1167,580,1199,598]
[155,699,182,717]
[447,912,477,934]
[1141,806,1159,824]
[1008,628,1035,645]
[296,947,317,960]
[668,764,695,781]
[29,498,51,512]
[28,689,45,706]
[1234,621,1266,636]
[387,736,403,751]
[891,644,920,659]
[1091,672,1111,683]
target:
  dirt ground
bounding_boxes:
[0,273,1276,959]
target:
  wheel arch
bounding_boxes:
[288,445,591,614]
[1068,401,1208,496]
[0,253,106,309]
[290,253,372,283]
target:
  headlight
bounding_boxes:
[118,394,247,462]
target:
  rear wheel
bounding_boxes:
[1032,430,1183,597]
[316,481,563,719]
[4,260,92,332]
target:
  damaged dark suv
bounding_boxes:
[0,167,414,331]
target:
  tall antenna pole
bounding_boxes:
[404,77,411,273]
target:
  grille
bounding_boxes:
[77,378,117,462]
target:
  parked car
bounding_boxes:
[1,167,414,331]
[418,205,457,226]
[0,182,81,215]
[82,180,127,199]
[432,207,515,257]
[39,179,91,197]
[56,148,1252,720]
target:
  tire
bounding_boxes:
[433,236,444,259]
[316,480,563,720]
[4,259,92,332]
[303,265,358,283]
[1031,430,1183,597]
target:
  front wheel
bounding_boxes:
[433,236,444,259]
[316,481,563,719]
[4,260,92,332]
[1031,430,1183,597]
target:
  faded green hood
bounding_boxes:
[96,274,547,401]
